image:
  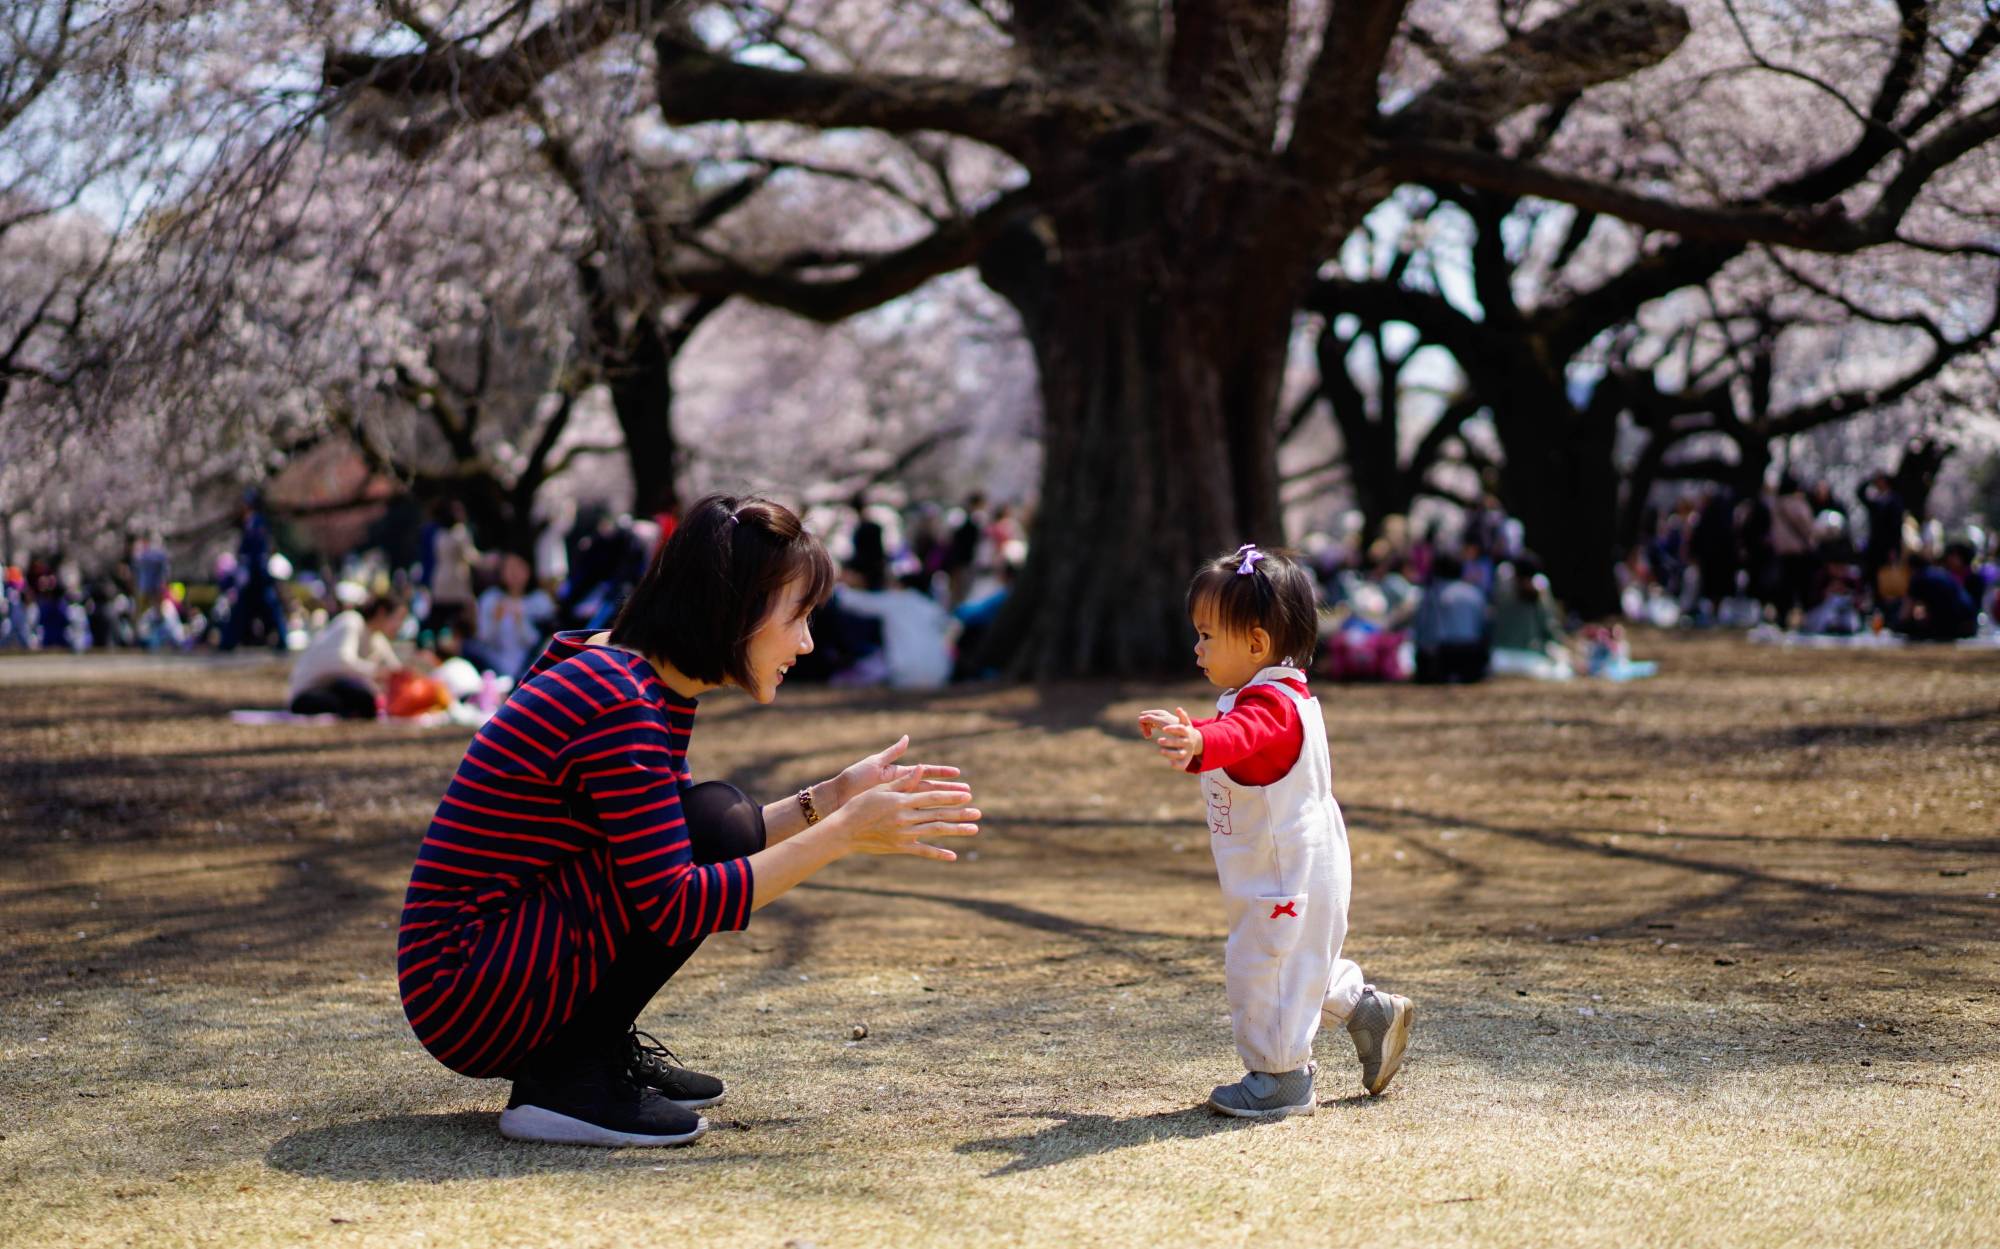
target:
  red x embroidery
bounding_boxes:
[1269,901,1298,919]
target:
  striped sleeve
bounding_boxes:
[560,699,755,941]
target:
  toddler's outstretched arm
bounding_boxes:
[1137,706,1203,771]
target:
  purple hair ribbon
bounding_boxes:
[1234,543,1265,575]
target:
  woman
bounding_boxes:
[288,592,409,717]
[396,495,979,1147]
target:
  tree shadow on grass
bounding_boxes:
[955,1107,1261,1177]
[265,1113,769,1181]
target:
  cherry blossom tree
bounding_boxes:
[22,0,1999,660]
[1301,0,2000,613]
[0,0,274,561]
[305,0,1999,667]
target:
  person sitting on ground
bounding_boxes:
[287,592,409,718]
[1895,547,1979,642]
[1412,553,1491,684]
[834,569,955,689]
[1490,558,1571,679]
[950,560,1014,681]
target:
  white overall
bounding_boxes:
[1203,667,1367,1073]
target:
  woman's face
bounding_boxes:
[741,577,816,703]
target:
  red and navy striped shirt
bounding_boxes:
[396,631,754,1077]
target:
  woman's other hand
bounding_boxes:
[834,769,980,862]
[833,735,968,808]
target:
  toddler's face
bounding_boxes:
[1190,602,1267,690]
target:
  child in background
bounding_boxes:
[1140,544,1414,1117]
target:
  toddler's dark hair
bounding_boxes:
[1186,544,1319,668]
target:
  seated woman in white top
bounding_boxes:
[288,594,409,718]
[834,572,955,689]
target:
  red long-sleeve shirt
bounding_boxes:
[1183,676,1309,785]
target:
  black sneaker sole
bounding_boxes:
[498,1105,708,1147]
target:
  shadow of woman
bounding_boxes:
[265,1113,766,1181]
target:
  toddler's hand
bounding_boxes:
[1155,706,1201,770]
[1137,709,1177,739]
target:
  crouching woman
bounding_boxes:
[395,495,979,1146]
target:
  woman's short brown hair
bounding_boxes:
[1186,544,1320,668]
[609,494,835,688]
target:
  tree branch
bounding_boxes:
[0,0,75,133]
[1383,140,1858,247]
[1409,393,1486,482]
[1286,0,1411,196]
[547,442,625,477]
[1305,275,1489,371]
[322,0,681,158]
[660,183,1040,323]
[651,34,1097,163]
[1762,296,2000,440]
[1384,0,1691,144]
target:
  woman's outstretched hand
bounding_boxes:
[833,735,969,807]
[834,768,980,862]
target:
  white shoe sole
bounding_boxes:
[668,1092,725,1110]
[498,1105,708,1147]
[1207,1097,1316,1119]
[1364,998,1414,1096]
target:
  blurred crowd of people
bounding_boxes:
[798,491,1026,688]
[1293,477,1998,686]
[6,473,1993,704]
[1619,473,1997,643]
[0,489,1031,708]
[1301,503,1642,686]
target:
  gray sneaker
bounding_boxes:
[1346,986,1414,1096]
[1207,1064,1316,1118]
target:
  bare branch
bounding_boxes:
[322,0,682,158]
[650,34,1098,163]
[660,183,1040,323]
[0,0,75,133]
[1383,0,1692,145]
[1382,140,1859,248]
[1286,0,1411,194]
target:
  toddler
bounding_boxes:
[1140,544,1414,1117]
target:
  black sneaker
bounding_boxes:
[499,1045,707,1147]
[626,1026,727,1109]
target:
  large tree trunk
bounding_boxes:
[607,313,681,520]
[1489,382,1623,620]
[975,174,1299,677]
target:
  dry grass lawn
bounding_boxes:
[2,634,1997,1248]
